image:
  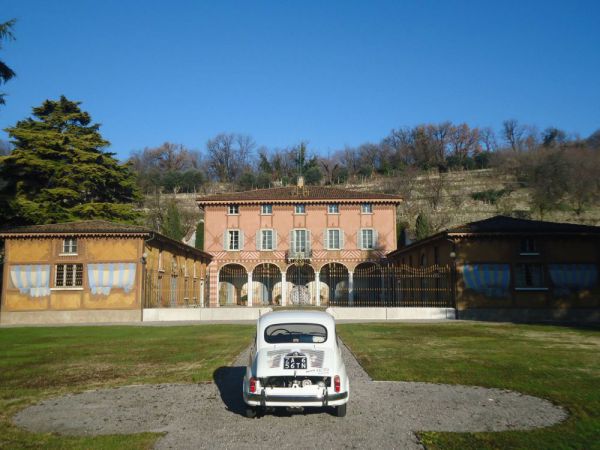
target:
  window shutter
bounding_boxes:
[358,229,362,249]
[256,230,261,250]
[324,229,329,250]
[223,230,228,250]
[340,230,345,250]
[290,231,294,253]
[239,231,244,250]
[373,229,378,248]
[273,230,278,250]
[307,230,312,253]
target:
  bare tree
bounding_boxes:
[448,123,481,164]
[502,119,526,152]
[206,133,255,182]
[479,127,498,152]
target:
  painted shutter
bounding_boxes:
[307,230,312,253]
[358,229,363,249]
[256,230,261,251]
[373,229,378,248]
[239,231,245,250]
[290,231,294,253]
[273,230,278,250]
[324,229,329,250]
[223,230,228,250]
[340,230,345,250]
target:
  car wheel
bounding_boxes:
[245,407,257,419]
[335,403,347,417]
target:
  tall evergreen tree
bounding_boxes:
[0,19,16,106]
[195,221,204,250]
[161,200,186,241]
[415,213,432,241]
[0,96,141,225]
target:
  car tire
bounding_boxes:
[335,403,347,417]
[245,407,257,419]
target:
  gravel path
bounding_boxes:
[14,343,566,449]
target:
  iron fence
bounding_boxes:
[143,269,207,308]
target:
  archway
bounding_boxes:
[320,263,349,306]
[286,264,315,305]
[354,262,382,306]
[218,264,247,306]
[253,263,282,306]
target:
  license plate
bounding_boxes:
[283,356,307,370]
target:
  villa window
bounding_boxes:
[359,228,376,250]
[227,205,239,215]
[260,229,275,251]
[328,204,339,214]
[520,238,539,255]
[361,203,373,214]
[261,204,272,215]
[55,264,83,288]
[62,238,78,254]
[515,263,546,290]
[291,229,310,255]
[326,229,342,250]
[294,204,306,214]
[225,230,242,251]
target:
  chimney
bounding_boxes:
[297,176,305,188]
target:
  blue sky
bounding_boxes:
[1,0,599,160]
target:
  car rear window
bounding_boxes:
[264,323,328,344]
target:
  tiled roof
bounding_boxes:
[0,220,150,235]
[447,215,600,235]
[0,220,212,261]
[197,186,402,204]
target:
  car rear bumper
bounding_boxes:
[244,391,348,407]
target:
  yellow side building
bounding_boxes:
[0,221,212,325]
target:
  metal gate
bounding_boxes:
[143,269,207,308]
[286,264,315,305]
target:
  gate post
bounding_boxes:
[348,271,354,306]
[247,271,253,307]
[315,271,321,307]
[281,271,287,306]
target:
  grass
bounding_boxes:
[0,324,253,449]
[337,322,600,450]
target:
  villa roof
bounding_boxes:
[0,220,212,261]
[387,215,600,258]
[196,185,403,205]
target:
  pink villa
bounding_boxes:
[197,179,402,307]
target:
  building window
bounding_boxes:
[360,228,375,250]
[520,238,539,255]
[328,204,339,214]
[434,246,439,264]
[291,229,309,254]
[294,204,306,214]
[227,230,240,250]
[261,204,272,215]
[326,229,342,250]
[62,238,78,254]
[361,203,373,214]
[55,264,83,287]
[260,229,274,251]
[228,205,239,215]
[420,254,427,266]
[515,264,546,289]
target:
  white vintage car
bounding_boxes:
[242,310,350,418]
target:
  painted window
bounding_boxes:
[361,203,373,214]
[55,264,83,287]
[360,228,375,249]
[228,204,239,215]
[62,238,78,254]
[328,204,339,214]
[515,263,546,289]
[261,204,272,215]
[326,229,342,250]
[294,204,306,214]
[463,264,511,298]
[261,229,274,250]
[227,230,240,250]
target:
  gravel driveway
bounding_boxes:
[14,343,566,449]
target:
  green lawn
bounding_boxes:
[0,325,253,449]
[338,322,600,450]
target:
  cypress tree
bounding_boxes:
[195,221,204,250]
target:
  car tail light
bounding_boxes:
[249,377,257,393]
[334,375,341,393]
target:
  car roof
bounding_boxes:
[258,310,335,329]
